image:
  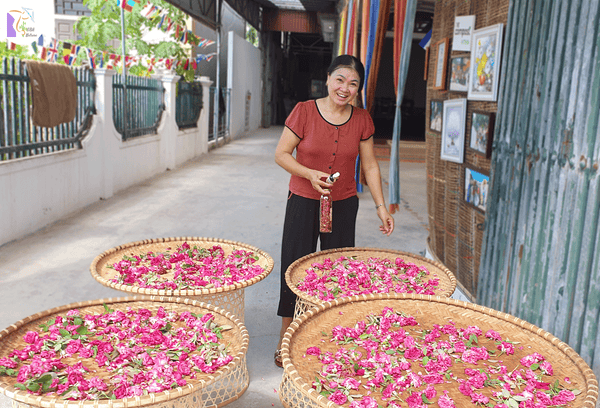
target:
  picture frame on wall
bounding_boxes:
[429,99,443,133]
[464,167,490,213]
[469,111,495,158]
[440,98,467,163]
[449,55,470,92]
[453,15,476,52]
[432,38,449,91]
[468,23,504,101]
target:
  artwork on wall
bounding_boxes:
[430,99,443,133]
[440,98,467,163]
[468,23,504,101]
[449,55,470,92]
[453,15,476,52]
[432,38,449,91]
[469,111,495,158]
[464,167,490,212]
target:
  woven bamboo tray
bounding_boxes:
[279,294,598,408]
[0,296,249,408]
[90,237,274,322]
[285,247,456,319]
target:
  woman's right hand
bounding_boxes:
[308,169,334,195]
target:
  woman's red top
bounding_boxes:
[284,100,375,201]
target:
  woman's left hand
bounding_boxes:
[377,206,394,236]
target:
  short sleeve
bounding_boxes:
[360,109,375,141]
[284,102,306,139]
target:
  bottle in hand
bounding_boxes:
[319,172,340,233]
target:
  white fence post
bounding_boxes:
[93,68,118,200]
[154,73,180,170]
[199,76,213,154]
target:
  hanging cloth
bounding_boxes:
[388,0,417,213]
[364,0,391,115]
[347,0,360,55]
[337,3,348,56]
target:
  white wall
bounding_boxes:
[0,71,213,248]
[227,31,262,139]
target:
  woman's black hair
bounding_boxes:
[326,54,365,92]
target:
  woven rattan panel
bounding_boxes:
[285,247,457,320]
[0,296,250,408]
[280,295,598,408]
[426,0,510,296]
[90,237,275,323]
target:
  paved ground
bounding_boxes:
[0,126,440,407]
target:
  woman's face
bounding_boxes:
[326,67,361,106]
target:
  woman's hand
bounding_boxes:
[308,170,335,195]
[377,205,394,236]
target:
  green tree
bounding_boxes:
[75,0,199,81]
[0,42,37,60]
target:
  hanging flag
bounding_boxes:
[40,47,47,61]
[183,58,189,70]
[7,41,17,51]
[204,39,215,47]
[419,29,432,49]
[118,0,136,12]
[47,39,59,62]
[157,13,166,29]
[144,5,156,17]
[37,35,44,47]
[180,30,189,44]
[62,42,72,63]
[87,48,96,69]
[165,59,173,69]
[191,59,197,70]
[31,41,38,55]
[175,25,181,39]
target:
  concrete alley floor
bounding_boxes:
[0,126,432,407]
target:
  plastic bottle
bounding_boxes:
[319,172,340,233]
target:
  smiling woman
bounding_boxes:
[273,54,395,367]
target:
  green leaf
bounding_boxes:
[59,328,70,337]
[76,325,90,335]
[14,383,26,391]
[27,382,41,392]
[530,363,540,370]
[421,393,434,404]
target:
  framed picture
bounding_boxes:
[468,23,504,101]
[424,46,430,81]
[432,38,449,90]
[464,167,490,213]
[469,111,495,158]
[449,55,470,92]
[453,15,476,52]
[429,99,443,133]
[440,98,467,163]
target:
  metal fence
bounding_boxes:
[208,87,231,141]
[0,57,95,161]
[176,79,203,129]
[113,74,164,140]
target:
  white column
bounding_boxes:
[155,73,181,170]
[93,68,118,199]
[199,76,213,154]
